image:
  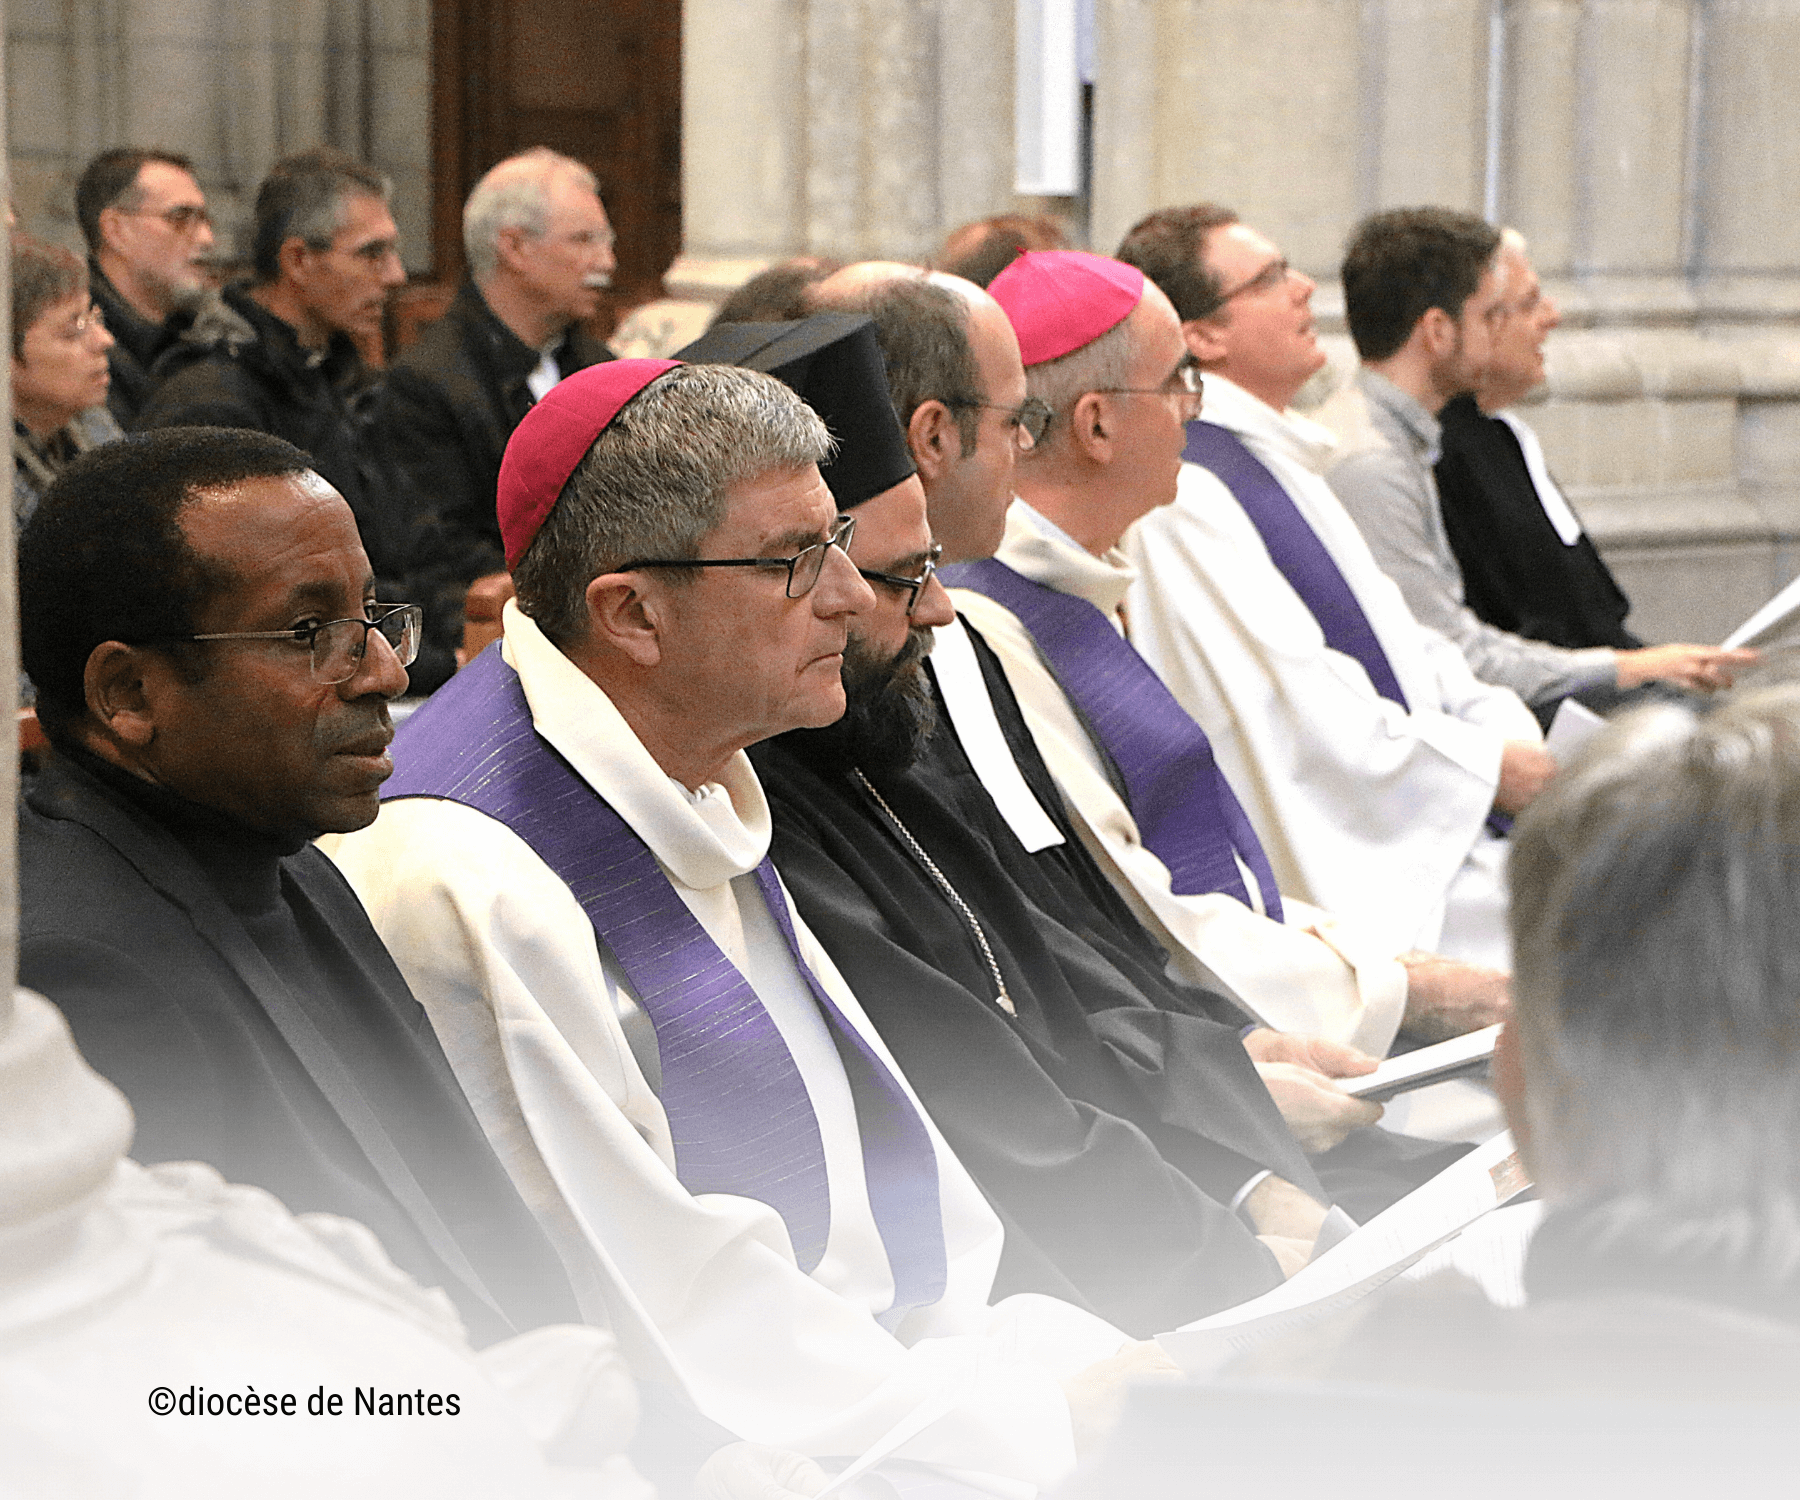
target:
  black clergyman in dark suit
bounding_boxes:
[17,427,576,1347]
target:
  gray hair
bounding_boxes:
[816,274,982,452]
[512,363,833,644]
[1022,314,1137,457]
[1509,685,1800,1288]
[463,148,598,283]
[251,147,391,282]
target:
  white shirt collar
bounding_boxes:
[500,600,771,888]
[1199,371,1339,476]
[999,500,1136,618]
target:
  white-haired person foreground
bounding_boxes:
[1061,684,1800,1498]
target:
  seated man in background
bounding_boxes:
[17,428,576,1348]
[383,147,616,691]
[1317,207,1747,717]
[11,233,122,532]
[73,146,230,425]
[327,359,1170,1490]
[810,261,1497,1044]
[1114,205,1542,970]
[136,148,411,586]
[1434,228,1671,708]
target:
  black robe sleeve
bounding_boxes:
[756,737,1296,1336]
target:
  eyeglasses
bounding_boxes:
[943,395,1054,451]
[1096,354,1203,403]
[52,305,106,339]
[622,515,857,599]
[1197,257,1296,318]
[144,603,421,684]
[859,544,943,615]
[124,204,211,232]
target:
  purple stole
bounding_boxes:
[383,647,946,1324]
[942,557,1284,921]
[1184,420,1411,710]
[1183,421,1517,835]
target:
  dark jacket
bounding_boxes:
[87,261,252,427]
[89,260,180,426]
[1434,394,1640,652]
[135,283,410,582]
[19,749,578,1345]
[379,282,612,689]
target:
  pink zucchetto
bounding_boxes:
[496,358,682,569]
[987,250,1145,367]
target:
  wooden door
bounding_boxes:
[424,0,682,342]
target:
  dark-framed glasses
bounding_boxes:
[859,544,943,616]
[622,514,857,600]
[143,603,422,684]
[1199,257,1295,317]
[943,395,1054,451]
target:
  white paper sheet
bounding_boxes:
[1723,572,1800,650]
[1156,1131,1528,1373]
[1395,1199,1543,1308]
[1544,697,1606,764]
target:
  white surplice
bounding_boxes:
[945,505,1408,1055]
[1119,375,1540,967]
[324,603,1124,1489]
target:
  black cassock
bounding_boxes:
[752,622,1463,1337]
[1434,393,1640,652]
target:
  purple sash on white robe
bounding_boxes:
[943,557,1284,921]
[1184,422,1520,835]
[382,647,947,1322]
[1185,420,1411,710]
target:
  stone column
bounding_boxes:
[676,0,807,293]
[1359,0,1490,214]
[1496,0,1581,277]
[1093,0,1369,274]
[1089,0,1160,258]
[936,1,1015,234]
[1570,0,1695,309]
[1693,0,1800,318]
[657,0,1019,346]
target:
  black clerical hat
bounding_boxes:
[676,313,916,508]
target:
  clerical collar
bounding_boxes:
[998,500,1136,620]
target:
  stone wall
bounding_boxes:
[6,0,433,274]
[675,0,1800,645]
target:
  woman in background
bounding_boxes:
[12,232,120,531]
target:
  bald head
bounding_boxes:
[810,260,927,305]
[812,263,1026,561]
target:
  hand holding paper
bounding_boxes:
[1616,642,1756,691]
